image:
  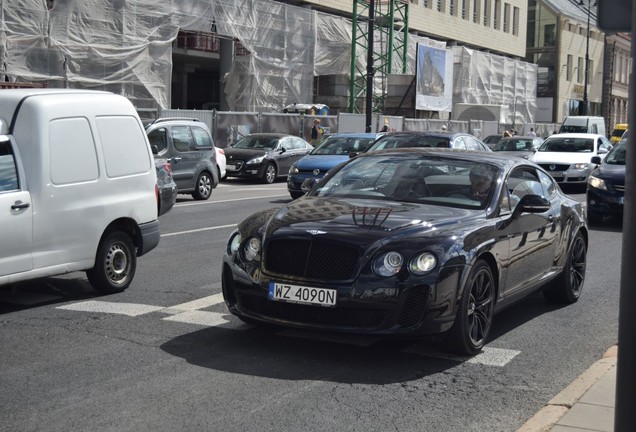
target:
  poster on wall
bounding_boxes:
[415,43,453,112]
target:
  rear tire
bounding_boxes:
[192,171,213,200]
[543,231,586,303]
[87,231,136,294]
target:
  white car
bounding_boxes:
[530,133,612,185]
[215,147,226,180]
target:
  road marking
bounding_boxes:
[162,310,232,327]
[161,225,236,237]
[162,293,225,313]
[402,342,521,367]
[56,300,164,317]
[177,193,288,208]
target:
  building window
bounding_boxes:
[513,6,519,35]
[578,57,584,83]
[450,0,457,16]
[473,0,481,23]
[503,3,510,32]
[567,54,573,81]
[437,0,444,12]
[484,0,491,26]
[462,0,468,19]
[494,0,500,29]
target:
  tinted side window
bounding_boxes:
[538,170,557,197]
[172,126,193,152]
[192,126,213,149]
[148,127,168,153]
[0,139,18,192]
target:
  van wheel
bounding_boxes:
[192,171,213,200]
[87,231,136,294]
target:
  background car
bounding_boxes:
[482,134,503,148]
[586,139,626,225]
[215,147,227,181]
[146,117,219,200]
[222,149,587,355]
[530,133,612,186]
[609,123,627,144]
[491,135,544,159]
[367,131,492,152]
[224,133,313,183]
[287,132,378,199]
[155,157,177,216]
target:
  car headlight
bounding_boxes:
[409,252,437,275]
[228,231,242,255]
[243,237,261,261]
[246,155,265,165]
[572,163,589,170]
[373,251,403,277]
[289,165,299,174]
[588,175,607,190]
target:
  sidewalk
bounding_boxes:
[517,345,617,432]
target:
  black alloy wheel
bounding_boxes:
[544,231,586,303]
[446,259,495,355]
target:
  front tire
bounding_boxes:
[263,163,277,184]
[446,260,495,355]
[192,171,213,200]
[87,231,137,294]
[544,231,586,303]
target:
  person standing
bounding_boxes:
[311,118,324,145]
[528,128,537,137]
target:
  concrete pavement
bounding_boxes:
[517,345,617,432]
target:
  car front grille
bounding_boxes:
[238,293,386,328]
[265,239,359,281]
[537,163,570,171]
[397,287,429,327]
[614,184,625,193]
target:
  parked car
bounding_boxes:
[224,133,313,183]
[216,147,227,180]
[146,118,219,200]
[559,116,606,137]
[367,131,492,152]
[287,132,378,199]
[586,139,626,224]
[530,133,612,186]
[482,134,503,148]
[155,157,177,216]
[609,123,628,144]
[491,136,544,159]
[222,149,588,355]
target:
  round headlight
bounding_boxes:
[228,232,242,254]
[373,251,403,277]
[243,237,261,261]
[409,252,437,275]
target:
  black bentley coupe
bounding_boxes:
[222,149,588,355]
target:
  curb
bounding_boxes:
[516,345,618,432]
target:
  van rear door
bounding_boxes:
[0,137,32,276]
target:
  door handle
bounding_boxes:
[11,201,30,210]
[172,157,182,163]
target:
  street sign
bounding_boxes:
[598,0,631,32]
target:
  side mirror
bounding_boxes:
[512,194,550,218]
[348,152,359,158]
[301,178,318,193]
[279,147,287,154]
[591,156,602,164]
[598,147,608,154]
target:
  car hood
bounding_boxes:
[260,196,481,242]
[531,151,599,164]
[225,147,270,161]
[493,151,534,160]
[592,162,625,182]
[295,155,350,171]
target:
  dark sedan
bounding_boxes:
[586,139,626,224]
[224,133,313,183]
[155,157,177,216]
[367,131,492,152]
[222,149,588,355]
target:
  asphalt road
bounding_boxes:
[0,180,623,432]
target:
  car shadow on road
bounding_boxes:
[0,276,98,314]
[160,324,460,385]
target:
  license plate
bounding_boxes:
[548,171,563,178]
[226,164,238,171]
[268,282,337,307]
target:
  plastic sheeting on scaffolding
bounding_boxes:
[0,0,536,123]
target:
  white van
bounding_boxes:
[0,89,160,293]
[559,116,606,137]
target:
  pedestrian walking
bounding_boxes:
[528,128,536,137]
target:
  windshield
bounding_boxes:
[538,137,595,153]
[368,134,450,151]
[604,141,626,165]
[492,138,535,151]
[310,136,376,155]
[312,153,499,210]
[232,136,279,150]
